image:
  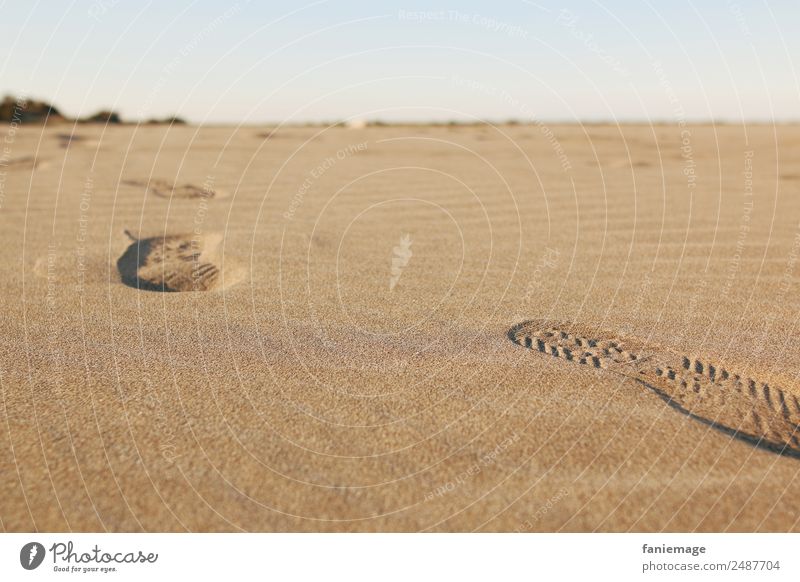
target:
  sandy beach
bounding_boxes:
[2,121,800,532]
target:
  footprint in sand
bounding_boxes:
[2,155,48,170]
[55,133,99,148]
[508,320,800,459]
[122,179,227,200]
[117,231,243,292]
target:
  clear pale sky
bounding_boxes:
[1,0,798,124]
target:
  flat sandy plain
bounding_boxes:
[1,122,800,532]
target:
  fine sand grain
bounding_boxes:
[1,123,800,532]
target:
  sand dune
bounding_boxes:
[1,123,800,532]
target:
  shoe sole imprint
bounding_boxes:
[117,231,243,292]
[508,320,800,459]
[122,179,227,200]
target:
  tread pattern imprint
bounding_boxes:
[117,231,243,292]
[508,320,800,459]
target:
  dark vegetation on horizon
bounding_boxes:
[0,95,186,126]
[3,94,793,128]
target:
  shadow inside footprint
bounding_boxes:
[117,235,168,291]
[117,230,240,292]
[508,320,800,460]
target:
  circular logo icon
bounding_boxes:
[20,542,45,570]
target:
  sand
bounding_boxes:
[1,122,800,532]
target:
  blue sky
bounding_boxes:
[1,0,798,123]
